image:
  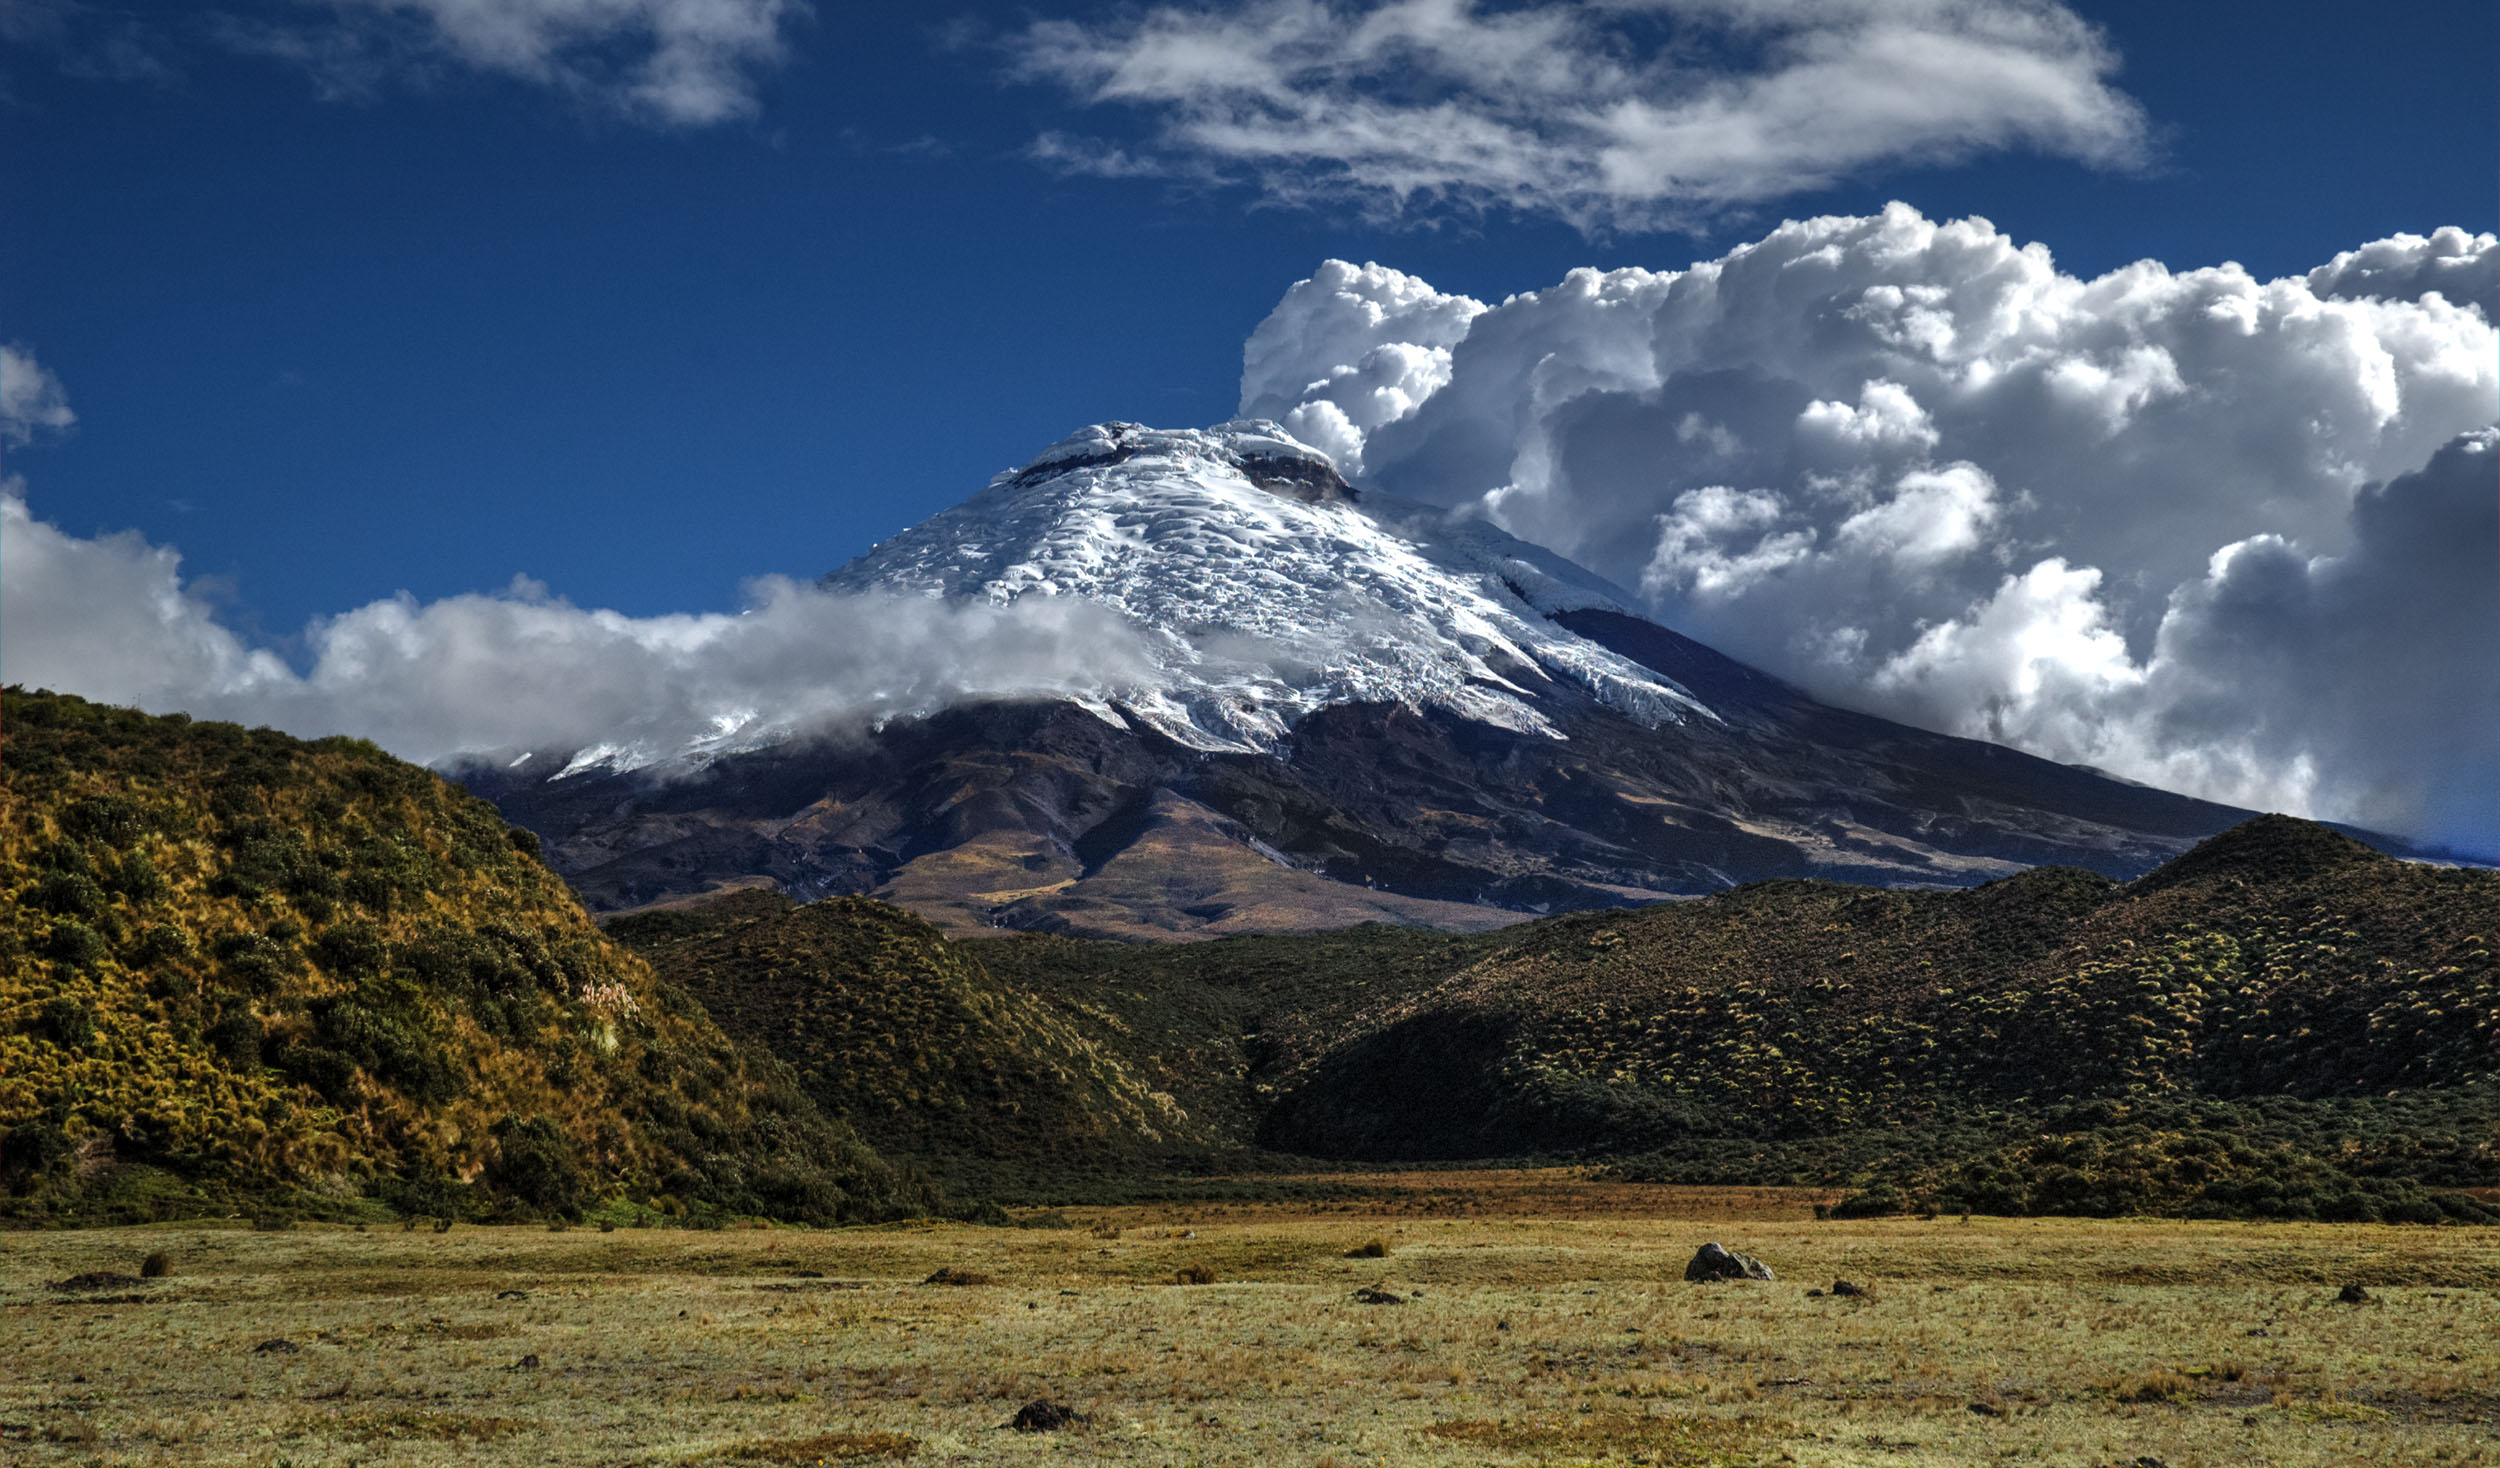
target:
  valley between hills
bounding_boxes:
[7,686,2491,1231]
[4,687,2494,1467]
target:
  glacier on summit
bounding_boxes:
[823,420,1712,753]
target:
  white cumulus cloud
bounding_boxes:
[1238,259,1487,475]
[1242,209,2500,849]
[1,492,1159,773]
[1009,0,2148,233]
[2307,225,2500,308]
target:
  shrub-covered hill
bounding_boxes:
[609,900,1509,1197]
[615,815,2494,1220]
[1246,816,2496,1219]
[0,689,933,1225]
[607,892,1206,1181]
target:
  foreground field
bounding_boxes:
[4,1174,2495,1468]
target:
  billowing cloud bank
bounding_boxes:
[1245,211,2500,851]
[0,493,1155,775]
[1014,0,2145,232]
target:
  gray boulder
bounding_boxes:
[1685,1241,1775,1282]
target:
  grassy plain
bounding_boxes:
[4,1172,2494,1468]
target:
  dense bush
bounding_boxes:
[486,1114,588,1218]
[1830,1106,2499,1225]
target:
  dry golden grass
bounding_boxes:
[3,1170,2495,1467]
[713,1430,918,1462]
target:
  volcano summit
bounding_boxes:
[468,421,2274,939]
[823,421,1709,751]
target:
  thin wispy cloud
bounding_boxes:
[0,0,180,84]
[213,0,808,127]
[0,342,76,445]
[1009,0,2149,234]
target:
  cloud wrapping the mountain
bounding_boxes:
[1,492,1158,772]
[1244,209,2500,848]
[1012,0,2147,232]
[220,0,804,126]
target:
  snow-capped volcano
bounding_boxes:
[824,421,1710,752]
[469,417,2303,940]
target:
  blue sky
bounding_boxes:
[4,0,2491,637]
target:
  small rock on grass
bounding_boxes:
[1831,1279,1870,1298]
[252,1339,299,1354]
[1009,1400,1086,1432]
[1684,1242,1774,1282]
[2336,1284,2372,1304]
[1352,1287,1404,1305]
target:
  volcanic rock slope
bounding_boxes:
[470,422,2272,939]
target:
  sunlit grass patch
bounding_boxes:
[1419,1410,1780,1463]
[5,1181,2495,1468]
[302,1408,526,1442]
[706,1430,918,1462]
[2278,1393,2393,1424]
[2100,1368,2201,1404]
[404,1319,512,1339]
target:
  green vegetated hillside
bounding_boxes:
[606,892,1210,1188]
[623,816,2497,1222]
[0,690,937,1226]
[9,684,2492,1228]
[1251,816,2497,1223]
[612,904,1491,1196]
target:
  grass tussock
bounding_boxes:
[1420,1411,1779,1462]
[919,1267,994,1287]
[2102,1369,2201,1404]
[714,1431,916,1462]
[314,1409,526,1442]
